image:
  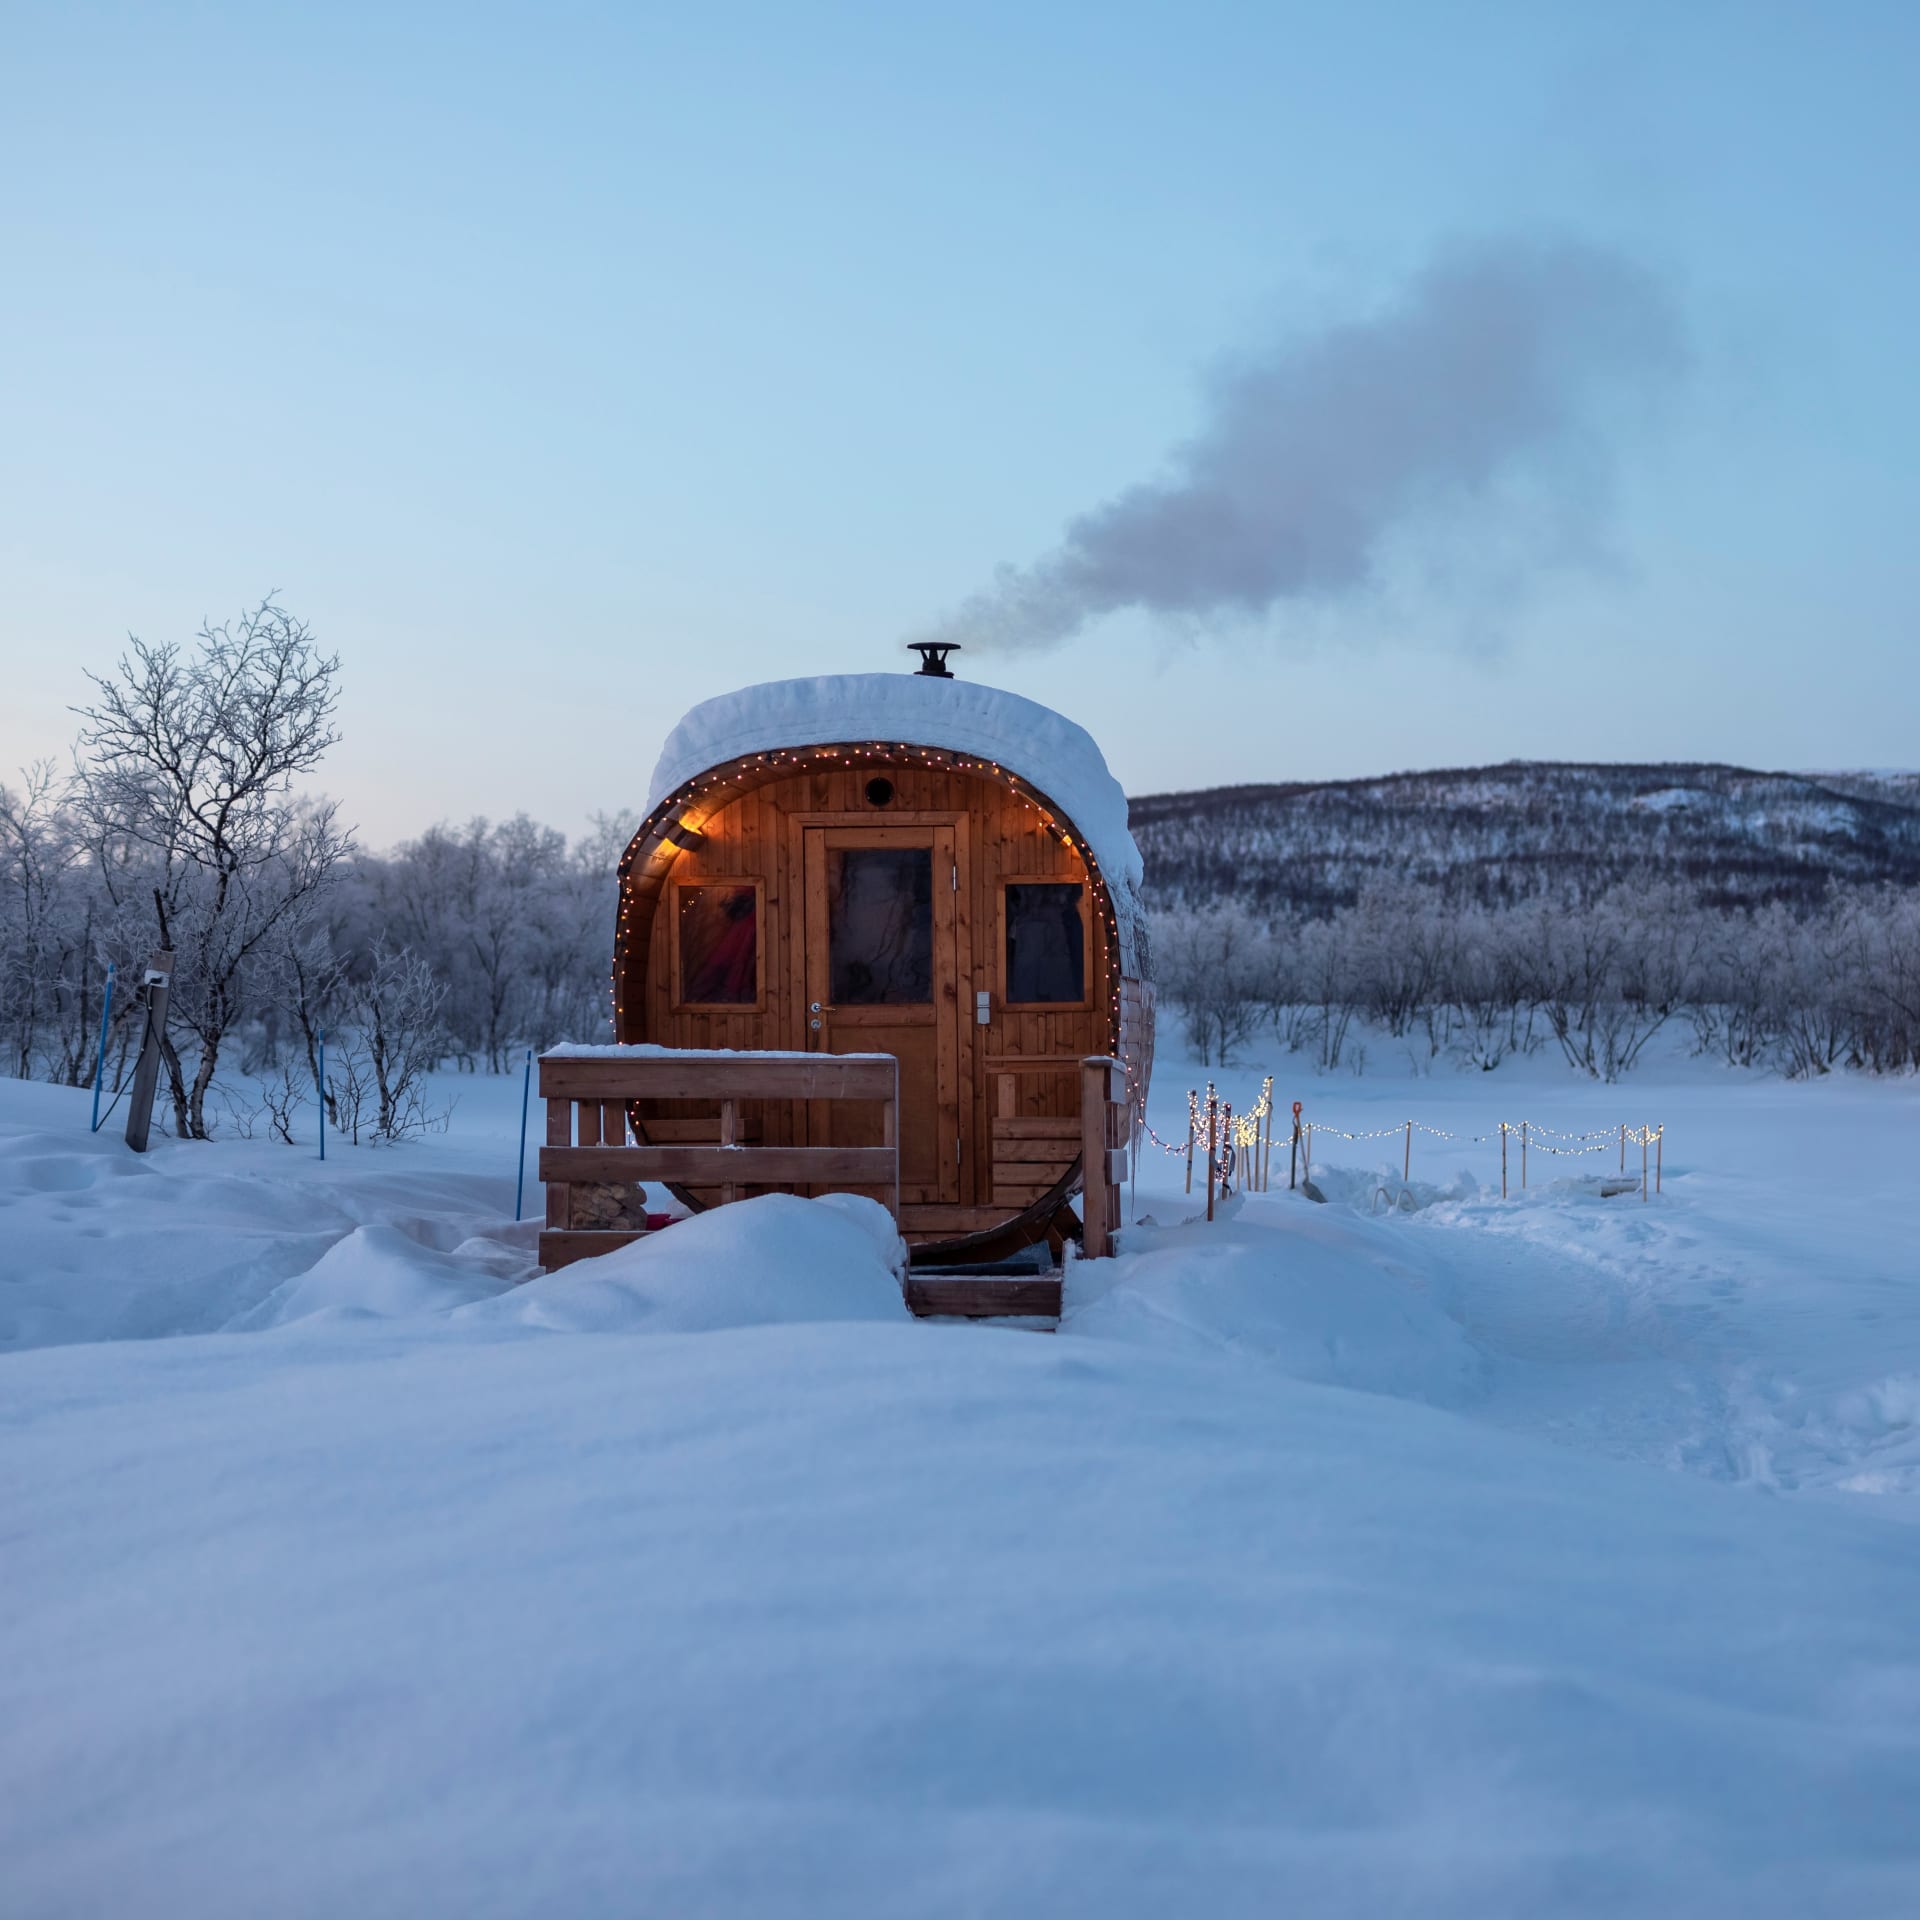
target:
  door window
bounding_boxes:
[829,847,933,1004]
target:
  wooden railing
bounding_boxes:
[537,1048,899,1272]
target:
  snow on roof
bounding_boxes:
[646,673,1150,974]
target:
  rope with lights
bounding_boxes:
[1130,1070,1667,1204]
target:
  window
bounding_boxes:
[1005,882,1085,1004]
[676,882,760,1006]
[829,847,933,1004]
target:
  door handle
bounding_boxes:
[810,1002,822,1013]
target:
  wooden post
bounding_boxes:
[1656,1128,1663,1195]
[1261,1106,1272,1191]
[1205,1090,1218,1221]
[1185,1092,1196,1194]
[1289,1104,1301,1190]
[1404,1120,1412,1184]
[1222,1102,1234,1195]
[545,1091,572,1240]
[1620,1122,1626,1173]
[1304,1122,1312,1185]
[1501,1122,1508,1200]
[1521,1120,1528,1190]
[1642,1130,1649,1202]
[719,1096,739,1205]
[885,1059,900,1223]
[123,948,174,1153]
[1081,1057,1117,1258]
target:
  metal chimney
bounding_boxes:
[908,641,961,678]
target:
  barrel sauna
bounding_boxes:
[613,663,1155,1261]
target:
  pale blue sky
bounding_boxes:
[3,2,1915,843]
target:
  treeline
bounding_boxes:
[0,602,626,1143]
[0,774,627,1140]
[1157,880,1920,1080]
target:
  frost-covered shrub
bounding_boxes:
[1156,905,1275,1065]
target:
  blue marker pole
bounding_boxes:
[317,1028,327,1161]
[89,962,116,1133]
[515,1047,533,1221]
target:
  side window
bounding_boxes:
[1004,882,1085,1005]
[676,882,760,1006]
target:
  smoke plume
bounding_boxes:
[926,236,1684,651]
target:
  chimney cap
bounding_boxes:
[908,641,961,678]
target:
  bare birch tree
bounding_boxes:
[72,598,353,1138]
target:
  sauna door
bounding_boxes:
[803,824,961,1205]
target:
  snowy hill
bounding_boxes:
[5,1056,1920,1912]
[1129,761,1920,915]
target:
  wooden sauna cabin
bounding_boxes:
[612,649,1154,1262]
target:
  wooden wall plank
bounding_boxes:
[992,1116,1083,1140]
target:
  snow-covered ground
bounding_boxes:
[3,1044,1919,1916]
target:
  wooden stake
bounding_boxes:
[1205,1091,1218,1221]
[1521,1120,1528,1189]
[1289,1120,1299,1190]
[124,948,175,1153]
[1642,1131,1649,1202]
[1222,1103,1234,1196]
[1304,1122,1312,1185]
[1620,1121,1626,1173]
[1185,1093,1196,1194]
[1404,1120,1412,1183]
[1501,1122,1508,1200]
[1656,1128,1663,1195]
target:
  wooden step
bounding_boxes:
[904,1274,1062,1319]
